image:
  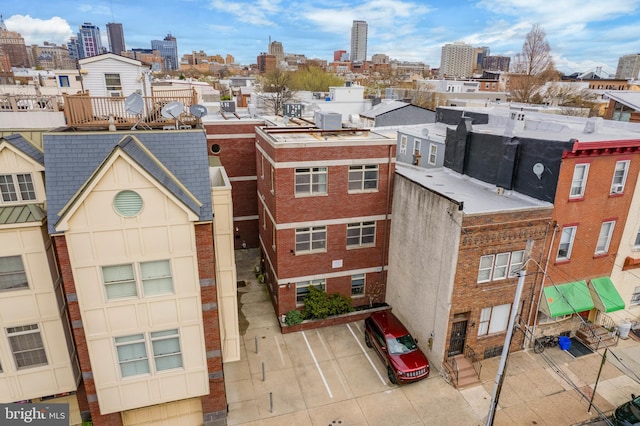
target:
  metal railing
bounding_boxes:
[464,344,482,379]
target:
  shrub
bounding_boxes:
[284,310,304,326]
[302,286,354,319]
[328,293,354,316]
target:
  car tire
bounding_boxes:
[365,332,372,348]
[387,367,397,385]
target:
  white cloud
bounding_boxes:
[209,0,280,26]
[5,15,73,46]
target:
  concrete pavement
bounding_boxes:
[224,249,640,425]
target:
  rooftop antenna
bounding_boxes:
[161,100,185,129]
[124,93,150,130]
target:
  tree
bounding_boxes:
[258,68,296,115]
[289,66,344,92]
[510,24,559,103]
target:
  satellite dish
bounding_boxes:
[533,163,544,179]
[125,93,144,115]
[161,101,184,119]
[421,128,430,138]
[189,104,208,118]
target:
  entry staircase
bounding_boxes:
[442,346,482,389]
[574,315,618,351]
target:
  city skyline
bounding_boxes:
[2,0,639,74]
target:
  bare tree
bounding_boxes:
[258,68,296,115]
[510,25,559,103]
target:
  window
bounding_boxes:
[570,164,589,198]
[104,73,122,92]
[347,222,376,247]
[115,334,149,377]
[7,324,48,369]
[477,250,525,283]
[611,160,629,194]
[0,255,28,291]
[634,228,640,248]
[351,274,365,297]
[270,166,275,193]
[0,173,36,203]
[631,286,640,305]
[400,135,407,154]
[260,156,264,179]
[150,329,183,371]
[113,190,143,217]
[348,165,378,191]
[538,311,572,324]
[295,167,327,195]
[557,226,577,261]
[414,139,422,155]
[59,75,70,87]
[102,260,174,300]
[595,221,615,254]
[428,144,437,165]
[478,304,511,336]
[296,279,325,305]
[295,226,326,253]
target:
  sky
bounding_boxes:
[2,0,640,75]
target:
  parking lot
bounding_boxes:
[225,250,640,425]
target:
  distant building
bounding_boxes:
[0,16,30,67]
[440,42,475,78]
[27,42,76,70]
[77,22,103,59]
[334,49,348,62]
[256,52,276,73]
[66,36,80,63]
[482,55,511,72]
[106,23,126,55]
[225,54,234,64]
[474,46,489,72]
[268,40,284,66]
[615,54,640,80]
[121,48,163,72]
[151,33,178,71]
[350,20,368,63]
[371,53,389,65]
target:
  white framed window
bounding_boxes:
[400,135,407,154]
[611,160,629,194]
[348,165,378,192]
[295,167,327,195]
[7,324,48,369]
[537,311,572,324]
[271,221,276,252]
[262,205,267,230]
[115,334,149,377]
[105,73,122,92]
[296,279,325,305]
[570,164,589,198]
[477,250,525,283]
[631,286,640,305]
[478,304,511,336]
[351,273,365,297]
[150,329,183,371]
[295,226,326,253]
[414,139,422,155]
[102,260,173,300]
[0,255,28,291]
[260,156,264,179]
[595,221,615,254]
[428,143,437,165]
[270,165,275,193]
[0,173,36,203]
[347,221,376,247]
[557,226,577,261]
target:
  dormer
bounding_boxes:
[0,135,46,206]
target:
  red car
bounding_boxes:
[364,311,430,384]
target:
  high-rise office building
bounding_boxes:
[77,22,103,59]
[268,40,284,66]
[106,23,126,55]
[66,36,80,63]
[439,42,475,78]
[615,54,640,80]
[482,55,511,72]
[0,15,30,67]
[350,20,368,63]
[151,33,178,71]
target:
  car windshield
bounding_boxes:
[386,334,417,355]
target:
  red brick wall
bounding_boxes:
[53,235,123,426]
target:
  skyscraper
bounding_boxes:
[77,22,103,59]
[350,20,368,63]
[151,33,178,71]
[0,15,30,67]
[106,23,126,55]
[66,36,80,63]
[615,54,640,80]
[268,40,284,66]
[439,42,475,78]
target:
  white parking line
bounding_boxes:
[273,334,286,366]
[302,331,333,398]
[316,330,350,397]
[346,323,387,385]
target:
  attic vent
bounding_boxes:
[113,190,143,217]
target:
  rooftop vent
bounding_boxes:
[314,111,342,131]
[583,117,603,134]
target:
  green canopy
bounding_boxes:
[540,281,594,317]
[589,277,625,313]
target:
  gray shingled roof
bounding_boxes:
[43,130,212,234]
[0,204,46,225]
[2,134,44,165]
[360,101,411,118]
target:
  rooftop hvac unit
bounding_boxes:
[314,111,342,131]
[283,103,303,118]
[220,101,236,112]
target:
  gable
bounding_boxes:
[0,142,45,173]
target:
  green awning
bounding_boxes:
[589,277,625,313]
[540,281,595,317]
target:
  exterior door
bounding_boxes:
[448,317,468,356]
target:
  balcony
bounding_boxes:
[62,88,199,130]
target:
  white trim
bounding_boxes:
[276,214,389,230]
[228,176,258,182]
[206,133,256,139]
[233,215,259,221]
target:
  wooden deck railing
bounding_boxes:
[62,88,199,129]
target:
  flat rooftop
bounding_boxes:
[395,162,553,215]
